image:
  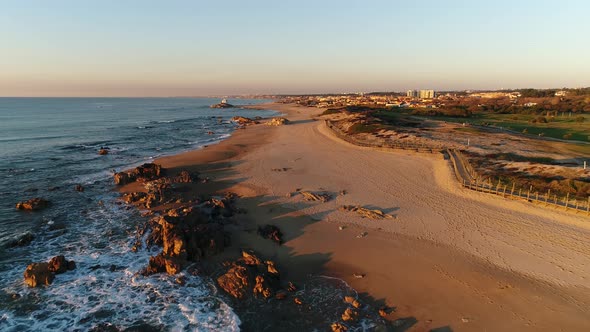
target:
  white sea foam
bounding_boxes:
[0,196,241,331]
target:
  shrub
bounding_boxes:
[575,116,585,123]
[531,116,547,123]
[348,123,380,134]
[322,108,342,116]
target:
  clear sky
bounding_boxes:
[1,0,589,96]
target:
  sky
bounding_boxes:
[1,0,589,96]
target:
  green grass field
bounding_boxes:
[412,111,590,142]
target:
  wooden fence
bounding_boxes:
[325,119,590,217]
[449,150,590,216]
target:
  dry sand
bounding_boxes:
[155,103,590,331]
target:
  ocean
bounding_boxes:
[0,97,277,331]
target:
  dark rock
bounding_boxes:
[257,224,283,245]
[16,198,50,211]
[122,192,148,204]
[6,233,34,248]
[23,263,54,287]
[231,116,258,126]
[241,250,262,266]
[144,253,183,275]
[331,322,348,332]
[211,102,235,109]
[48,255,76,274]
[142,205,231,276]
[113,163,163,185]
[342,308,359,322]
[175,170,196,183]
[216,250,281,300]
[253,275,274,299]
[217,263,251,299]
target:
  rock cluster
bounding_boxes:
[339,205,394,219]
[15,198,50,211]
[231,116,258,126]
[143,206,230,275]
[217,250,291,300]
[113,163,163,185]
[265,117,290,126]
[23,255,76,287]
[210,102,235,109]
[301,191,332,202]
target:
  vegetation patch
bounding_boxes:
[347,123,380,134]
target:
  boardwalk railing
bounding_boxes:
[325,119,590,217]
[448,150,590,216]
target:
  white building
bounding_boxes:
[419,90,436,99]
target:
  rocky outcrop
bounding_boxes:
[142,205,230,276]
[15,198,50,211]
[48,255,76,274]
[231,116,258,126]
[145,253,183,275]
[211,103,235,109]
[113,163,163,185]
[341,308,359,322]
[24,263,54,288]
[257,224,283,245]
[331,323,348,332]
[23,255,76,288]
[216,250,282,300]
[175,170,197,183]
[266,117,290,126]
[217,264,251,299]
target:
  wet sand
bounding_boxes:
[153,103,590,331]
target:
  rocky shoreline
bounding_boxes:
[11,113,396,330]
[111,160,390,331]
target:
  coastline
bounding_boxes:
[121,102,590,331]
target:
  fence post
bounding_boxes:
[511,183,515,195]
[503,185,507,197]
[587,197,590,216]
[546,190,550,206]
[527,187,531,201]
[554,194,558,207]
[519,188,522,198]
[575,200,579,213]
[535,192,539,202]
[565,193,570,211]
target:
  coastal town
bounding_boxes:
[275,88,589,112]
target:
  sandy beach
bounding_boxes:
[151,103,590,331]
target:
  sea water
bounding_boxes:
[0,97,276,331]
